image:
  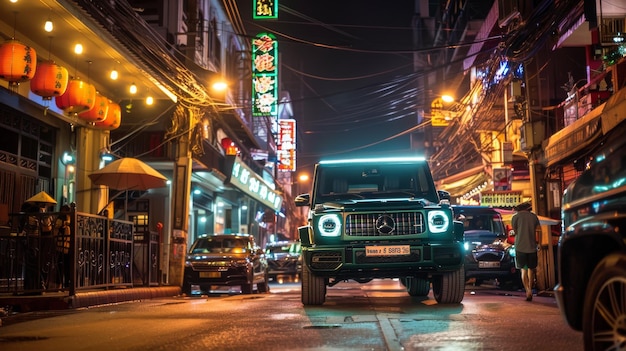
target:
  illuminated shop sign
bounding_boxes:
[225,156,283,210]
[277,119,296,172]
[253,0,278,19]
[252,33,278,117]
[481,191,522,208]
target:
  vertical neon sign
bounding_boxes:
[252,33,278,117]
[277,119,296,172]
[253,0,278,20]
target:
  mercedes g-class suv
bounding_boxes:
[555,121,626,350]
[295,156,465,305]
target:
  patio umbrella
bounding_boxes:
[495,208,561,226]
[25,191,57,207]
[88,157,167,191]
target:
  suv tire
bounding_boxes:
[257,271,270,293]
[432,266,465,303]
[302,263,326,305]
[582,253,626,350]
[404,277,430,297]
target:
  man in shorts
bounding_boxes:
[511,202,540,301]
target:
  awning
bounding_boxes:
[543,102,604,167]
[544,87,626,168]
[600,87,626,134]
[435,165,489,198]
[495,208,561,226]
[216,110,261,151]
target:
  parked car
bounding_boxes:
[452,205,518,286]
[265,241,301,278]
[556,122,626,351]
[182,233,269,295]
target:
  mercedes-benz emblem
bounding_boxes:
[375,215,395,234]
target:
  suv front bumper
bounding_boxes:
[303,243,463,279]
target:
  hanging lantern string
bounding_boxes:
[73,52,78,79]
[87,60,92,83]
[12,11,17,39]
[47,36,53,61]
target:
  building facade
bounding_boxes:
[0,0,289,287]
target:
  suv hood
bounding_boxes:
[319,198,435,211]
[464,229,500,245]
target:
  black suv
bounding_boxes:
[555,121,626,350]
[295,156,465,305]
[265,241,301,278]
[182,233,269,295]
[453,205,518,286]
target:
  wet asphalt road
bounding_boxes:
[0,278,583,351]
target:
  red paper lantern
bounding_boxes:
[93,101,121,129]
[30,60,68,100]
[78,92,108,122]
[55,79,96,115]
[221,137,239,155]
[0,40,37,85]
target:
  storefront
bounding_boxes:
[190,155,284,248]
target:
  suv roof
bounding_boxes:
[313,156,439,204]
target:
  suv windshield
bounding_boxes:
[453,206,505,243]
[314,162,438,204]
[190,236,251,254]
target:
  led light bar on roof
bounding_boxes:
[319,156,426,164]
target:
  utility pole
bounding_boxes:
[168,105,194,286]
[522,53,551,292]
[168,0,198,287]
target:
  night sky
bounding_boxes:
[238,1,420,173]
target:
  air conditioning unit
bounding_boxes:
[520,120,545,152]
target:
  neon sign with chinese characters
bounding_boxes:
[253,0,278,20]
[252,33,278,117]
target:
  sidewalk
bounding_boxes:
[0,286,181,313]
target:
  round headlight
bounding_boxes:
[318,214,342,237]
[428,210,450,233]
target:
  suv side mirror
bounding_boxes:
[295,193,310,207]
[438,190,451,202]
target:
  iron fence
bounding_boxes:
[0,210,159,296]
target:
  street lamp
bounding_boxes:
[430,95,465,127]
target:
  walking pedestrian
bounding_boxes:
[511,202,540,301]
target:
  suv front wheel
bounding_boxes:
[583,252,626,350]
[432,266,465,304]
[302,263,326,305]
[404,277,430,297]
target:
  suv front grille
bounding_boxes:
[345,212,424,236]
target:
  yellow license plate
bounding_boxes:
[199,272,221,278]
[365,245,411,256]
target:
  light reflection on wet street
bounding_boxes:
[0,277,582,351]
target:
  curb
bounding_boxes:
[69,286,182,308]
